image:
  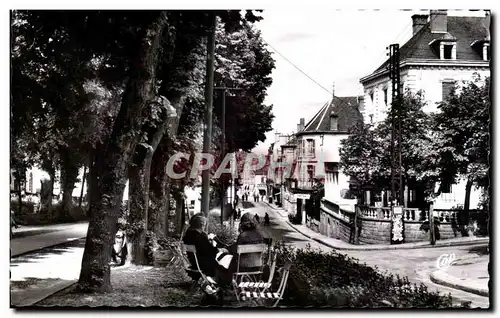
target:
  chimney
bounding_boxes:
[332,82,335,97]
[329,111,338,131]
[297,118,305,132]
[411,14,428,35]
[430,10,447,33]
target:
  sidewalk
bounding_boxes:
[11,263,131,307]
[430,258,489,297]
[286,219,489,251]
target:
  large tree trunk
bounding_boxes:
[461,178,473,236]
[77,13,169,293]
[127,96,181,264]
[79,164,88,208]
[60,151,80,221]
[149,136,171,237]
[173,182,187,236]
[47,169,55,219]
[127,155,153,265]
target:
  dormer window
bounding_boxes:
[484,43,490,61]
[443,44,453,59]
[429,34,457,60]
[329,112,338,131]
[470,39,490,61]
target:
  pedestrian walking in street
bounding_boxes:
[254,213,260,224]
[264,212,270,226]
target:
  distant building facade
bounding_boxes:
[359,10,491,210]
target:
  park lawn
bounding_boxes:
[36,265,205,307]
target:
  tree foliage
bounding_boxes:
[433,74,490,189]
[340,90,438,204]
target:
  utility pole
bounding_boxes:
[388,44,403,207]
[214,86,243,225]
[201,13,216,222]
[429,202,436,245]
[387,43,405,244]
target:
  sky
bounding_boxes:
[251,9,487,154]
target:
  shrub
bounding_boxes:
[207,213,238,246]
[274,243,456,308]
[10,200,36,215]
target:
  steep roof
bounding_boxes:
[372,16,489,74]
[299,96,363,134]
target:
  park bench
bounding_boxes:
[231,243,291,307]
[181,244,219,295]
[239,262,291,307]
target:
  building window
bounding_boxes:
[440,182,452,193]
[383,88,388,106]
[442,81,456,102]
[306,139,315,157]
[370,92,374,105]
[307,165,315,180]
[299,139,306,156]
[443,45,453,59]
[261,177,265,183]
[325,162,339,184]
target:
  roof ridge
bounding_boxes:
[302,101,330,131]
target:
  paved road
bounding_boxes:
[246,202,490,308]
[11,222,88,257]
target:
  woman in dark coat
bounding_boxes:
[182,214,219,277]
[217,213,264,286]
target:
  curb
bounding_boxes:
[430,270,489,297]
[12,279,78,307]
[286,221,489,251]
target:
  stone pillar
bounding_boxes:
[451,44,456,59]
[440,43,444,60]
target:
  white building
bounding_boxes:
[359,10,490,209]
[285,93,363,230]
[10,165,129,204]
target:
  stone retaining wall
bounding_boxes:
[318,202,469,244]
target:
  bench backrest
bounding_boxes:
[236,243,266,270]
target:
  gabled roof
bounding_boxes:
[298,96,363,134]
[371,15,489,75]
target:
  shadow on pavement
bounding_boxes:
[241,202,255,209]
[11,238,86,266]
[257,221,309,242]
[467,245,489,256]
[11,229,62,239]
